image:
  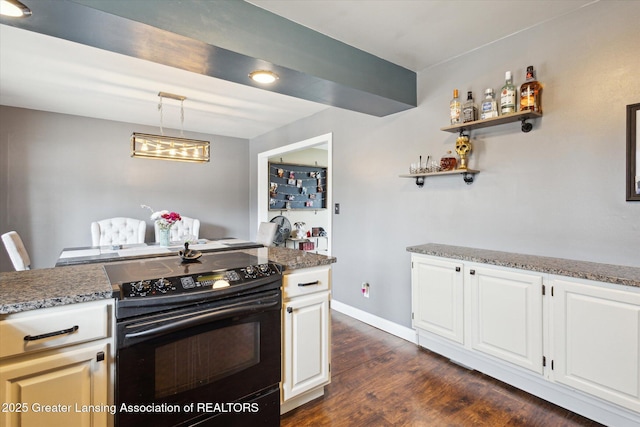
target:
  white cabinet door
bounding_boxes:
[468,265,543,374]
[552,278,640,413]
[0,342,109,427]
[411,255,464,344]
[282,291,330,401]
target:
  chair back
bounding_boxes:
[2,231,31,271]
[256,222,278,247]
[91,217,146,246]
[154,216,200,243]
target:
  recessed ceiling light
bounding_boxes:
[249,70,279,84]
[0,0,32,17]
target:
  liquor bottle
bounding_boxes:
[450,89,461,125]
[462,91,477,123]
[480,88,499,120]
[519,65,542,112]
[440,150,458,171]
[500,71,516,115]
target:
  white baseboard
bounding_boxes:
[330,300,417,344]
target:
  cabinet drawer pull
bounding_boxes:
[455,267,461,272]
[470,269,476,275]
[24,325,79,342]
[287,307,293,313]
[298,280,320,287]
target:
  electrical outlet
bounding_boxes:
[361,282,370,298]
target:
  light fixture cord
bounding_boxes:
[180,99,185,137]
[158,96,164,136]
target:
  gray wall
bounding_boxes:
[250,1,640,328]
[0,107,250,271]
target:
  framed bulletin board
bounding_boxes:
[269,162,327,210]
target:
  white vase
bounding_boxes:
[159,227,171,247]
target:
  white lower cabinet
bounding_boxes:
[411,256,464,344]
[551,277,640,413]
[0,299,114,427]
[411,253,640,426]
[468,265,543,374]
[0,342,110,427]
[281,265,331,414]
[411,254,543,372]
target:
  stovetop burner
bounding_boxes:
[105,251,283,319]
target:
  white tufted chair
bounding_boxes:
[2,231,31,271]
[154,216,200,243]
[91,217,146,247]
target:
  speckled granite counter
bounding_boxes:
[407,243,640,289]
[241,246,336,270]
[0,264,112,315]
[0,247,336,315]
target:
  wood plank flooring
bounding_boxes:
[280,310,604,427]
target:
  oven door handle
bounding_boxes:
[124,300,279,340]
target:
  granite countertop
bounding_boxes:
[407,243,640,289]
[0,247,336,315]
[0,264,113,315]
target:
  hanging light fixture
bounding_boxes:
[131,92,210,163]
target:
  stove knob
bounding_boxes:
[259,264,271,274]
[132,280,152,295]
[245,265,256,276]
[155,278,171,293]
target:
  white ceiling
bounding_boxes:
[0,0,597,139]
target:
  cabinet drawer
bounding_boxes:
[283,266,330,299]
[0,300,111,359]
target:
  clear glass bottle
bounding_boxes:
[519,65,542,113]
[500,71,516,115]
[462,91,477,123]
[440,150,458,171]
[449,89,461,125]
[480,88,499,119]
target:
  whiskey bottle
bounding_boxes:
[480,88,499,119]
[462,91,477,123]
[450,89,461,125]
[500,71,516,115]
[519,65,542,113]
[440,150,458,171]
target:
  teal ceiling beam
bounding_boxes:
[1,0,416,116]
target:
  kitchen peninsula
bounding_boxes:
[408,243,640,427]
[0,247,336,427]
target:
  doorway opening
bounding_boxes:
[257,133,332,255]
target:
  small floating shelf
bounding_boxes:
[441,111,542,133]
[399,169,479,186]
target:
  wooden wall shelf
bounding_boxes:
[399,169,479,186]
[441,111,542,133]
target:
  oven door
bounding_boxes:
[116,289,281,427]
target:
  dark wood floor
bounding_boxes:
[281,310,603,427]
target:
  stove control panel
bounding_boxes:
[121,263,281,298]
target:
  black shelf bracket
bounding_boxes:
[462,172,474,184]
[521,118,533,133]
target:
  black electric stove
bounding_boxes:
[105,251,283,320]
